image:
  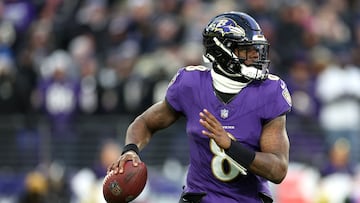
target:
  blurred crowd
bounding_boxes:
[1,0,360,202]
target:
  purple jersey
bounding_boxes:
[166,66,292,203]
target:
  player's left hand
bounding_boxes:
[199,109,231,149]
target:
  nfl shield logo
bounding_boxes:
[220,109,229,119]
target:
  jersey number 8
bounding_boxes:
[210,139,247,181]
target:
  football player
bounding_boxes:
[108,11,292,203]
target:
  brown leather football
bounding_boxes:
[103,161,147,203]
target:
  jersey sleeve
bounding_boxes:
[165,68,185,112]
[261,76,292,121]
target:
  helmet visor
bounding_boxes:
[234,43,270,69]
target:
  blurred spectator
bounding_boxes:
[286,56,320,120]
[152,14,184,48]
[71,139,121,203]
[35,50,81,166]
[68,34,101,115]
[2,0,36,53]
[46,161,72,202]
[97,65,118,113]
[70,168,100,203]
[14,54,38,114]
[0,1,16,58]
[106,40,155,115]
[316,173,353,203]
[18,171,48,203]
[18,162,72,203]
[0,55,17,113]
[312,2,352,51]
[14,19,54,115]
[320,138,355,177]
[180,0,213,43]
[92,139,122,179]
[124,0,156,53]
[273,1,309,76]
[315,47,360,164]
[285,55,326,166]
[75,0,109,62]
[17,19,55,73]
[78,56,101,114]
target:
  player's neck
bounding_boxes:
[211,68,250,94]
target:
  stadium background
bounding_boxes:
[0,0,360,202]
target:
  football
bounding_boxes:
[103,161,147,203]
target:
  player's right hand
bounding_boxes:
[199,109,231,149]
[107,151,142,174]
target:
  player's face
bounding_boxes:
[234,46,260,66]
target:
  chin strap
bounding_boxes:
[206,37,268,80]
[240,64,268,80]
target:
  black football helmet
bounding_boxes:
[203,11,270,80]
